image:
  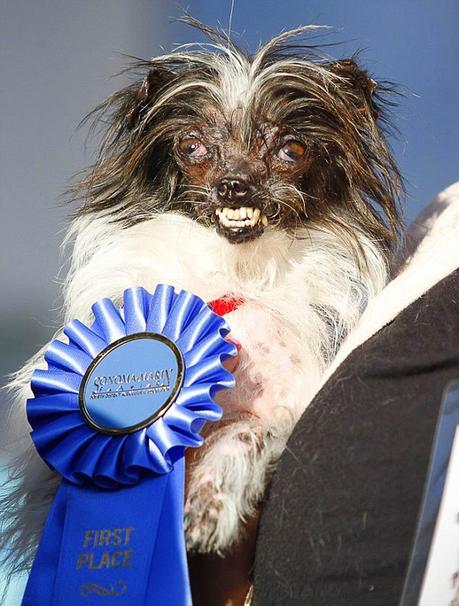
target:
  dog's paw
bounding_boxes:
[184,479,239,555]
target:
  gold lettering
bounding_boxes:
[110,550,133,568]
[83,529,97,548]
[76,552,90,570]
[110,550,124,568]
[88,551,111,569]
[124,527,134,545]
[77,549,134,570]
[122,549,133,568]
[111,528,122,546]
[77,527,136,571]
[98,529,111,547]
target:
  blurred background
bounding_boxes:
[0,1,458,602]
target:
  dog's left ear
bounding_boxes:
[125,66,175,129]
[329,59,380,119]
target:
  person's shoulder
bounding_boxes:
[403,181,459,261]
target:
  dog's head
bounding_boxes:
[76,22,402,251]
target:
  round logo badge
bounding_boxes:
[79,333,184,434]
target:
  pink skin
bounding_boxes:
[215,307,317,422]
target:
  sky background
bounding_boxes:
[0,1,458,602]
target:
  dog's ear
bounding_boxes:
[329,59,380,119]
[125,66,175,129]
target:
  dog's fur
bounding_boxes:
[1,23,403,577]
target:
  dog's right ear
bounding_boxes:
[125,66,175,129]
[328,59,380,120]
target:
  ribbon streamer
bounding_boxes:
[23,284,236,605]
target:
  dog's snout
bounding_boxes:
[216,177,251,202]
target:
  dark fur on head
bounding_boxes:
[73,19,403,253]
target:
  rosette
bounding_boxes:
[22,284,236,606]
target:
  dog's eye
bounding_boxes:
[178,137,208,158]
[277,140,306,163]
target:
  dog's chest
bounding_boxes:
[215,303,322,420]
[68,219,336,419]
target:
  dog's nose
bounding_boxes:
[216,177,250,202]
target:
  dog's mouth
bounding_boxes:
[214,206,269,244]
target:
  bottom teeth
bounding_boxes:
[216,207,268,229]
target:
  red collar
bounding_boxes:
[207,295,244,317]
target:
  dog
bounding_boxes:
[1,20,402,589]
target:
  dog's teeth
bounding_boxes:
[219,211,231,226]
[216,205,265,231]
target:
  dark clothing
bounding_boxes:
[253,269,459,605]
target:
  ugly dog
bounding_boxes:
[2,23,402,582]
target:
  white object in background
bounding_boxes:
[419,426,459,606]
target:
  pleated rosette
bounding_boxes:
[27,284,236,488]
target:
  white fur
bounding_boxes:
[5,209,387,564]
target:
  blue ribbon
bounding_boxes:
[23,284,236,605]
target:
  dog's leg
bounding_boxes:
[184,418,289,555]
